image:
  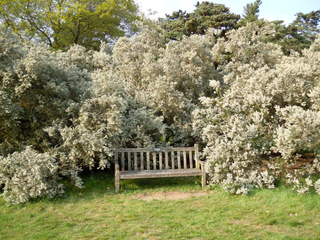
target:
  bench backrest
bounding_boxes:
[115,144,200,172]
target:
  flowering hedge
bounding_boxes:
[194,23,320,194]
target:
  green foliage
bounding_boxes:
[238,0,262,26]
[293,10,320,43]
[0,0,139,50]
[268,11,320,55]
[160,1,240,40]
[237,1,320,55]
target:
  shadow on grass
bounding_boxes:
[56,171,203,202]
[62,170,115,195]
[119,176,203,193]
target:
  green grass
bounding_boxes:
[1,171,320,239]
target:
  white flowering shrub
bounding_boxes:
[0,24,169,205]
[0,34,92,155]
[275,107,320,160]
[194,23,320,194]
[0,147,63,205]
[0,29,93,203]
[88,69,166,149]
[112,19,221,145]
[48,70,167,170]
[119,105,166,148]
[0,28,24,154]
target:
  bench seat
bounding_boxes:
[119,168,203,179]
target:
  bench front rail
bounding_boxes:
[114,144,206,191]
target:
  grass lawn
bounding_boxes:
[1,171,319,239]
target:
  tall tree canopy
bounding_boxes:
[0,0,139,50]
[236,0,320,55]
[160,1,240,40]
[293,10,320,43]
[269,10,320,55]
[238,0,262,26]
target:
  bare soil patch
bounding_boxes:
[135,191,209,201]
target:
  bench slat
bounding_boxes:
[171,151,174,170]
[118,147,195,152]
[140,151,144,170]
[153,152,156,170]
[128,152,131,171]
[177,151,181,169]
[121,152,125,171]
[189,150,193,169]
[165,151,169,169]
[134,152,138,170]
[147,152,150,171]
[159,152,162,170]
[183,151,187,169]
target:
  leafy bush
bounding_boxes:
[194,23,320,194]
[0,147,64,205]
[112,19,221,145]
[0,24,170,204]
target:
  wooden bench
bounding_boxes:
[114,144,206,192]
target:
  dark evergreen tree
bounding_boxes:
[160,1,240,40]
[268,10,320,55]
[238,0,262,26]
[293,11,320,42]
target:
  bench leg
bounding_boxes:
[115,165,120,192]
[202,166,206,188]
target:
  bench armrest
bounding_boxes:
[197,159,205,165]
[194,144,206,168]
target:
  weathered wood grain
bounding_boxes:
[140,151,144,170]
[183,151,187,169]
[114,144,206,192]
[119,169,203,179]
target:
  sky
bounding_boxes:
[136,0,320,25]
